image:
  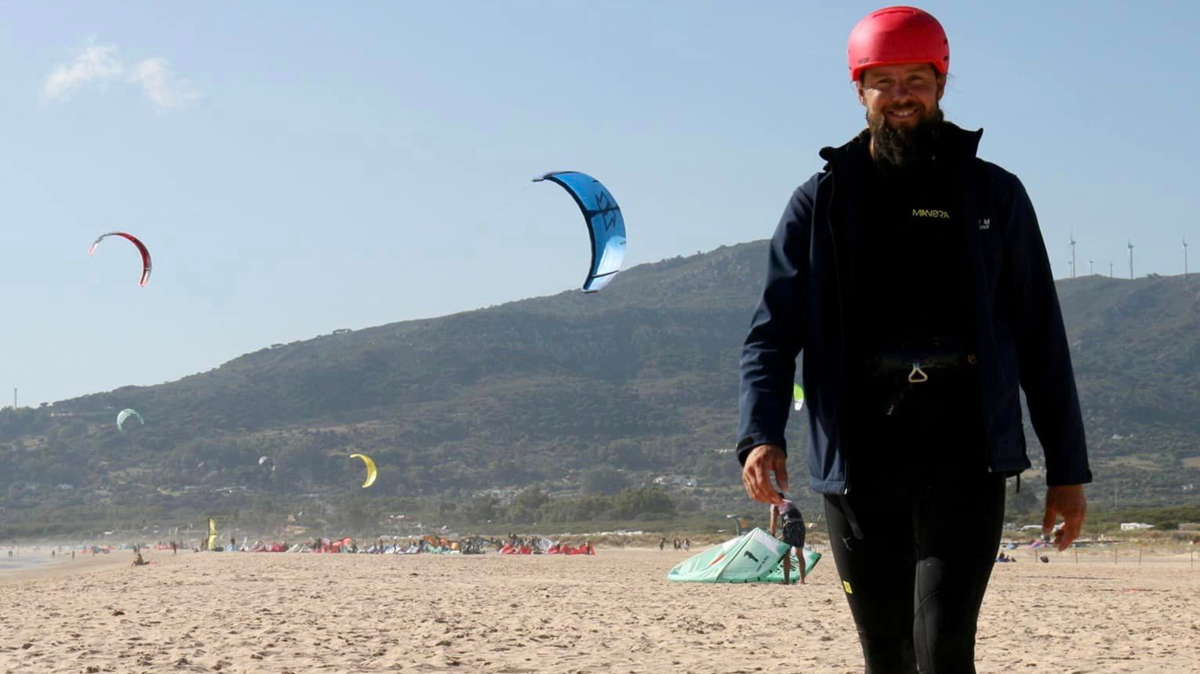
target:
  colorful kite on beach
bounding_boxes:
[533,171,626,293]
[667,529,821,584]
[89,232,152,287]
[350,453,377,489]
[116,408,144,431]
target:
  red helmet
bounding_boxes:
[847,6,949,81]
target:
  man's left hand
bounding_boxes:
[1043,484,1087,552]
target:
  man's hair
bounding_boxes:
[856,62,943,86]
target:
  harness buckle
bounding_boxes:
[908,361,929,384]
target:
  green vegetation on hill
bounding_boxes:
[1,243,1198,539]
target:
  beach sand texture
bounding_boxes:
[1,548,1197,673]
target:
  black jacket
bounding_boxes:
[737,123,1092,494]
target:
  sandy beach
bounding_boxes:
[1,546,1197,673]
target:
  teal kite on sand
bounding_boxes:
[667,529,821,584]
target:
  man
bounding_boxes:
[737,7,1091,673]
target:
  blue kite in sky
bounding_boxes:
[534,171,626,293]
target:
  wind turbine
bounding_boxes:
[1109,261,1114,277]
[1089,259,1094,276]
[1127,239,1135,280]
[1069,232,1077,279]
[1185,236,1190,276]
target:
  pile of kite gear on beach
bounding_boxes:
[667,528,821,584]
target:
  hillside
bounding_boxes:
[2,242,1198,535]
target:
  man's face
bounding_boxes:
[857,63,946,168]
[857,62,944,129]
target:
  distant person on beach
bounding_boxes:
[659,537,665,551]
[737,7,1091,672]
[171,541,178,555]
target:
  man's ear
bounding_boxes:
[855,79,867,106]
[935,73,946,102]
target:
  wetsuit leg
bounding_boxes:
[912,472,1007,674]
[824,486,919,674]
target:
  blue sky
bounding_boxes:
[1,1,1197,405]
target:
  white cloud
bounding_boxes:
[41,42,125,102]
[41,41,200,111]
[128,58,200,111]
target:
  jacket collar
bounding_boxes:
[818,122,984,169]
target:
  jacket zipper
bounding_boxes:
[961,169,999,476]
[825,172,851,495]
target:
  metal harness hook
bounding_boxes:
[908,361,929,384]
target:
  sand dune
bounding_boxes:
[1,547,1197,673]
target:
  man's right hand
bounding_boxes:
[742,444,788,505]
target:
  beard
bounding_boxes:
[867,104,945,170]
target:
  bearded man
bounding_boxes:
[736,7,1092,673]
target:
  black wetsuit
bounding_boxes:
[825,138,1005,674]
[825,469,1005,673]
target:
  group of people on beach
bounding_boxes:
[658,537,690,552]
[7,546,76,560]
